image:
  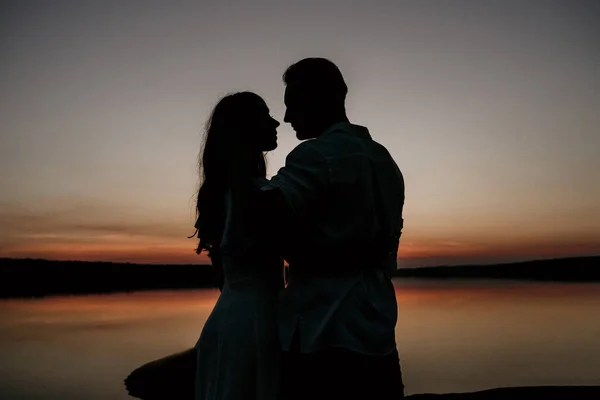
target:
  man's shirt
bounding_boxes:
[263,122,405,355]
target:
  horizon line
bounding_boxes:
[2,254,598,269]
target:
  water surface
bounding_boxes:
[1,279,599,399]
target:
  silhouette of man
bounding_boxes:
[245,58,405,400]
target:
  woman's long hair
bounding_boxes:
[190,92,267,286]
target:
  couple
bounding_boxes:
[193,57,406,400]
[127,57,406,400]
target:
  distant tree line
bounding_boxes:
[394,256,600,281]
[1,255,598,298]
[0,258,218,298]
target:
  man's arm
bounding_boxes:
[250,185,293,242]
[244,141,329,244]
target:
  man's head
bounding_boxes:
[283,58,348,140]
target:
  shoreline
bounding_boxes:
[125,348,600,399]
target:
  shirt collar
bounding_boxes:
[319,122,372,140]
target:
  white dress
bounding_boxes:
[194,178,284,400]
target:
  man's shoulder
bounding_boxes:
[285,123,398,167]
[290,138,319,152]
[286,139,326,163]
[369,139,397,162]
[299,124,365,159]
[320,124,396,162]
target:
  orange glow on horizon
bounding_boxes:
[2,236,598,266]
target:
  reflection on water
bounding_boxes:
[1,279,599,399]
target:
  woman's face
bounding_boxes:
[248,99,280,152]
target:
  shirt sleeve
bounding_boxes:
[261,141,329,217]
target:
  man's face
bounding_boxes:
[283,84,320,140]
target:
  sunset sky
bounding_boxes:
[1,0,599,268]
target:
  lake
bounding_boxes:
[1,279,599,399]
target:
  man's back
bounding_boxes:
[265,122,405,355]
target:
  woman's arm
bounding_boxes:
[208,249,225,292]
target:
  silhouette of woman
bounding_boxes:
[124,92,283,400]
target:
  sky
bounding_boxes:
[1,0,599,268]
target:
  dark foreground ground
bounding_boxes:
[126,386,600,400]
[408,386,600,399]
[125,348,600,400]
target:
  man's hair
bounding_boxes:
[282,58,348,103]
